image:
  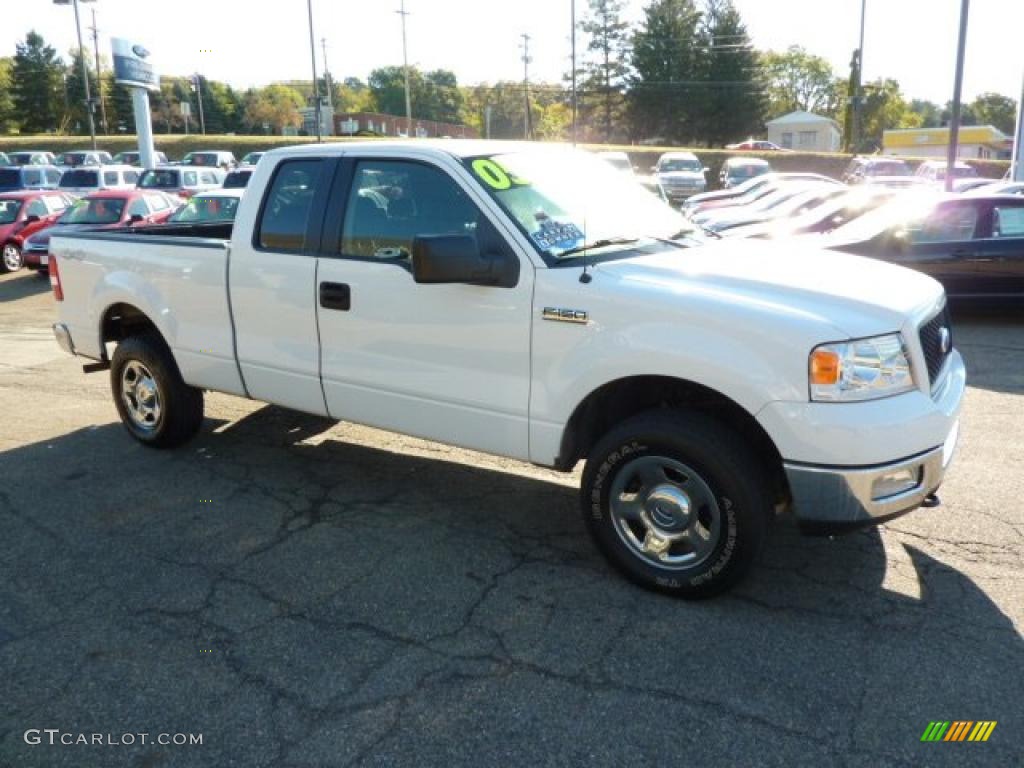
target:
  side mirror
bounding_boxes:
[128,213,145,225]
[412,235,518,288]
[25,214,40,224]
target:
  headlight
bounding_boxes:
[809,333,914,402]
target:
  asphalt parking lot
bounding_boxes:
[0,268,1021,768]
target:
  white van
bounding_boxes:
[57,165,140,197]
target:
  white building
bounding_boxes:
[766,111,843,152]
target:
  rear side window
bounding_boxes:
[61,170,99,187]
[46,170,61,184]
[183,171,198,186]
[124,170,139,184]
[26,199,48,217]
[103,171,119,185]
[200,172,218,184]
[24,170,42,186]
[257,159,323,252]
[146,194,170,212]
[910,204,979,243]
[127,198,149,217]
[45,195,69,213]
[993,205,1024,238]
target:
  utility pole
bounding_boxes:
[521,33,533,141]
[192,75,206,134]
[397,0,413,136]
[852,0,866,153]
[1012,70,1024,181]
[88,7,108,134]
[306,0,322,142]
[571,0,577,145]
[945,0,970,193]
[67,0,97,150]
[321,37,333,110]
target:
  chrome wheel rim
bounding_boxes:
[121,361,162,432]
[2,244,22,271]
[609,455,722,569]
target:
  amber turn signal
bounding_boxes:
[810,348,841,385]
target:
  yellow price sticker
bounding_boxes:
[472,158,528,190]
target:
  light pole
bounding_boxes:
[191,74,206,134]
[1012,70,1024,181]
[851,0,866,153]
[397,0,412,136]
[88,6,108,133]
[54,0,97,149]
[571,0,577,145]
[945,0,970,193]
[306,0,322,142]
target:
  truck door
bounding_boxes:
[315,155,534,459]
[229,157,336,415]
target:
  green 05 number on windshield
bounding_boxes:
[471,158,528,190]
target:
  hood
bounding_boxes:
[594,239,943,340]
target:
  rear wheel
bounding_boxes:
[1,243,22,273]
[581,409,772,598]
[110,333,204,448]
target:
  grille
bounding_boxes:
[919,305,953,388]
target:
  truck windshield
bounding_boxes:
[660,159,701,172]
[464,149,690,260]
[61,198,125,225]
[0,200,22,224]
[138,170,180,189]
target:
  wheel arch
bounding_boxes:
[99,302,166,360]
[556,374,789,506]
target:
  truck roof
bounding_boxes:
[266,139,558,160]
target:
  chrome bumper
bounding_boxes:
[53,322,75,356]
[785,420,959,527]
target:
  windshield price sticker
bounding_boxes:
[471,158,529,190]
[531,220,584,251]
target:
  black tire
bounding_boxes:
[110,332,204,448]
[581,409,771,598]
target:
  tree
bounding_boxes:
[859,78,909,152]
[760,45,840,119]
[64,48,99,135]
[698,0,763,146]
[577,0,631,142]
[242,84,304,134]
[11,31,64,134]
[969,92,1017,134]
[906,99,942,129]
[630,0,704,144]
[367,66,464,124]
[0,58,16,133]
[103,72,136,134]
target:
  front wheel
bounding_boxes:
[111,333,204,448]
[581,409,771,598]
[1,243,23,273]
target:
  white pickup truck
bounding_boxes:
[49,141,965,597]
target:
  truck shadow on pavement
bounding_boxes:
[0,271,50,303]
[1,405,1020,767]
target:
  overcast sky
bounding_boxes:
[5,0,1022,105]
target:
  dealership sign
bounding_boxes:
[111,38,159,91]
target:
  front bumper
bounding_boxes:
[785,419,958,527]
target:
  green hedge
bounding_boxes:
[1,134,1008,186]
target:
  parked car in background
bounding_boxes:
[696,183,844,234]
[0,153,9,167]
[842,156,912,184]
[168,188,244,223]
[0,190,75,272]
[596,150,635,176]
[950,177,993,194]
[55,150,114,169]
[859,175,927,190]
[239,152,265,166]
[914,159,978,184]
[8,151,56,166]
[58,165,139,197]
[725,139,790,152]
[23,189,176,273]
[820,193,1024,299]
[722,187,900,240]
[112,150,170,166]
[653,152,708,203]
[684,172,839,215]
[221,167,255,189]
[966,180,1024,197]
[0,165,63,193]
[138,166,225,200]
[182,150,237,170]
[719,158,772,189]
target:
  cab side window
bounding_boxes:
[25,199,48,218]
[340,160,479,260]
[183,171,198,186]
[908,204,978,243]
[256,159,324,252]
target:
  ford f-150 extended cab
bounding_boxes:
[49,141,965,597]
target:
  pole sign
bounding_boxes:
[111,38,159,91]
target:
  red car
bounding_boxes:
[0,190,75,272]
[23,189,176,273]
